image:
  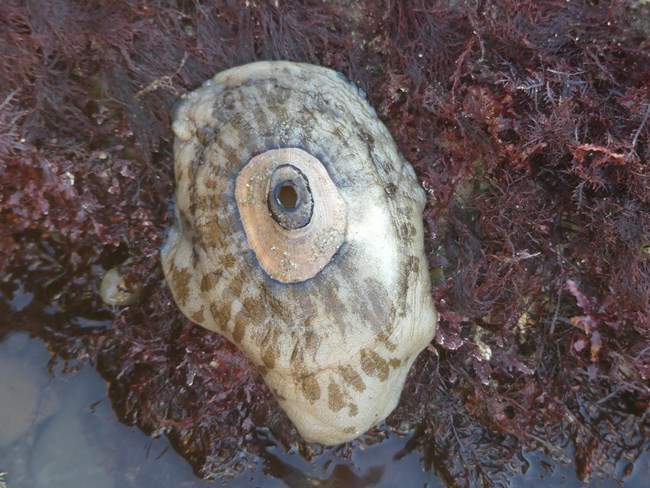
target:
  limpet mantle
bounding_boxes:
[162,61,437,444]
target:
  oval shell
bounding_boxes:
[100,259,142,306]
[162,61,437,445]
[235,147,347,283]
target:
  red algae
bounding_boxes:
[1,0,649,484]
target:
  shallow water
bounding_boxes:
[0,332,648,487]
[0,332,444,488]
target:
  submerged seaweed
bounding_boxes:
[1,0,649,485]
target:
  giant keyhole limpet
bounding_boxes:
[162,61,437,445]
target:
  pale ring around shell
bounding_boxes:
[162,61,437,445]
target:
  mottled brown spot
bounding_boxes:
[242,296,265,322]
[377,324,398,353]
[385,182,398,198]
[343,426,356,434]
[190,307,205,324]
[209,301,231,331]
[328,381,345,412]
[300,375,321,402]
[196,126,214,146]
[268,294,294,324]
[398,256,420,314]
[205,176,219,190]
[200,273,217,292]
[348,403,358,417]
[388,358,402,368]
[201,225,221,249]
[261,348,276,370]
[228,272,245,298]
[232,315,246,343]
[396,262,412,306]
[362,130,376,146]
[219,252,237,269]
[258,365,268,376]
[194,195,210,214]
[212,131,239,162]
[400,222,417,242]
[171,266,192,307]
[338,366,366,392]
[360,349,390,381]
[259,324,282,360]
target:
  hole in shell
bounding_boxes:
[276,182,299,210]
[267,165,314,230]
